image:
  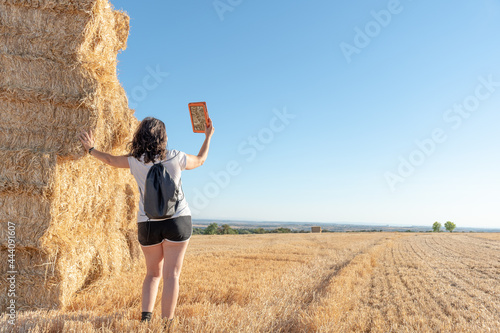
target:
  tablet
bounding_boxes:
[188,102,209,133]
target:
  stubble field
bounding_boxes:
[2,232,499,332]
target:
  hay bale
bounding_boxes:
[0,0,140,310]
[311,227,322,233]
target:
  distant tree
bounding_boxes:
[444,221,456,233]
[432,222,442,232]
[219,224,236,235]
[204,223,218,235]
[274,227,291,233]
[192,228,204,235]
[255,227,265,234]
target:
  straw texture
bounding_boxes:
[0,0,140,311]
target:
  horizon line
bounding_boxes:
[192,218,500,230]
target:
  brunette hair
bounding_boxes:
[128,117,167,163]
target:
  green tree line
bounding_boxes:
[192,223,308,235]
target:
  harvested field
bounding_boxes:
[469,232,500,241]
[1,232,498,332]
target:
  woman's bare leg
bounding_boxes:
[140,243,164,312]
[161,239,190,319]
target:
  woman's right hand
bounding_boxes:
[186,118,214,170]
[205,117,214,138]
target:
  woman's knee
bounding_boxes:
[146,270,163,280]
[163,266,182,280]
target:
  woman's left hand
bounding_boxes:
[79,129,95,151]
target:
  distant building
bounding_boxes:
[311,226,322,233]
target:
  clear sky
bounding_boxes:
[111,0,500,228]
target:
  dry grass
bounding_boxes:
[1,232,498,332]
[468,232,500,241]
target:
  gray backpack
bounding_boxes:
[143,155,182,220]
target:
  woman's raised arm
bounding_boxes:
[185,118,214,170]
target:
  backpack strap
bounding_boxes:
[178,178,184,200]
[174,178,184,212]
[151,150,178,164]
[164,150,179,163]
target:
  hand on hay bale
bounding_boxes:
[79,129,95,152]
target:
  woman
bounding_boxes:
[79,116,214,329]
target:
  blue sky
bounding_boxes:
[112,0,500,228]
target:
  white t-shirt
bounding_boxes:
[128,150,191,222]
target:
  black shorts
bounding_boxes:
[138,215,192,246]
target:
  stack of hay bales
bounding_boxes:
[0,0,140,310]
